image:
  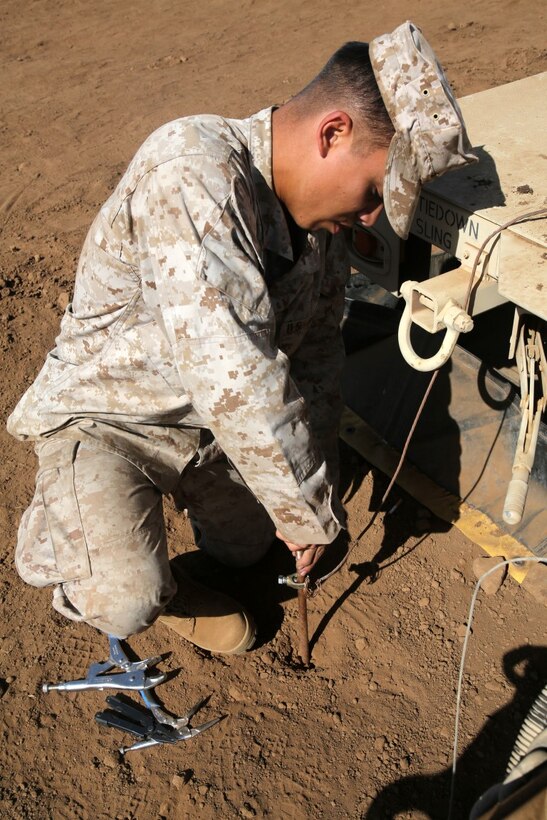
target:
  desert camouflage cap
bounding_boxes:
[369,21,478,239]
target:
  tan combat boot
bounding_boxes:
[158,566,256,655]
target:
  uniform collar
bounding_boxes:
[248,107,294,262]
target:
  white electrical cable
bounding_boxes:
[447,555,546,820]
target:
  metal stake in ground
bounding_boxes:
[296,576,310,666]
[278,552,310,666]
[294,549,310,666]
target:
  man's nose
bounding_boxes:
[357,201,384,227]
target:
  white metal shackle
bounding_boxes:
[397,281,464,372]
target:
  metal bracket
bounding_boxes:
[278,573,307,590]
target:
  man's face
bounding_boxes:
[278,109,389,235]
[295,143,388,235]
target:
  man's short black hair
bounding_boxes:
[293,42,394,150]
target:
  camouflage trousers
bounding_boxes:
[16,435,275,637]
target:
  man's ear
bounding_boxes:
[317,110,353,158]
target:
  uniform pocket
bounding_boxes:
[39,441,92,583]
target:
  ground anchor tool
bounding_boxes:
[42,635,223,754]
[278,550,311,666]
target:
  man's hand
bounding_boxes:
[275,531,325,576]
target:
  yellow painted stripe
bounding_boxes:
[340,406,534,582]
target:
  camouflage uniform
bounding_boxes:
[8,107,348,636]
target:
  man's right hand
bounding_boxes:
[275,531,325,577]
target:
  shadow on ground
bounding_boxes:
[363,645,547,819]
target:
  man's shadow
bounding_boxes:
[340,297,460,585]
[364,645,547,819]
[308,440,450,652]
[353,455,452,581]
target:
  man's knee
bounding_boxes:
[57,565,177,638]
[57,515,177,637]
[16,438,174,636]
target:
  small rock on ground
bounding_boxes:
[472,555,507,595]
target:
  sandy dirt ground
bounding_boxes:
[1,1,546,818]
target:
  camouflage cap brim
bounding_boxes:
[383,130,421,240]
[370,20,478,240]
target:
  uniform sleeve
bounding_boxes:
[131,151,342,545]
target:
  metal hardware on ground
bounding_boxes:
[42,634,224,753]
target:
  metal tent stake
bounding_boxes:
[296,573,310,666]
[278,551,311,667]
